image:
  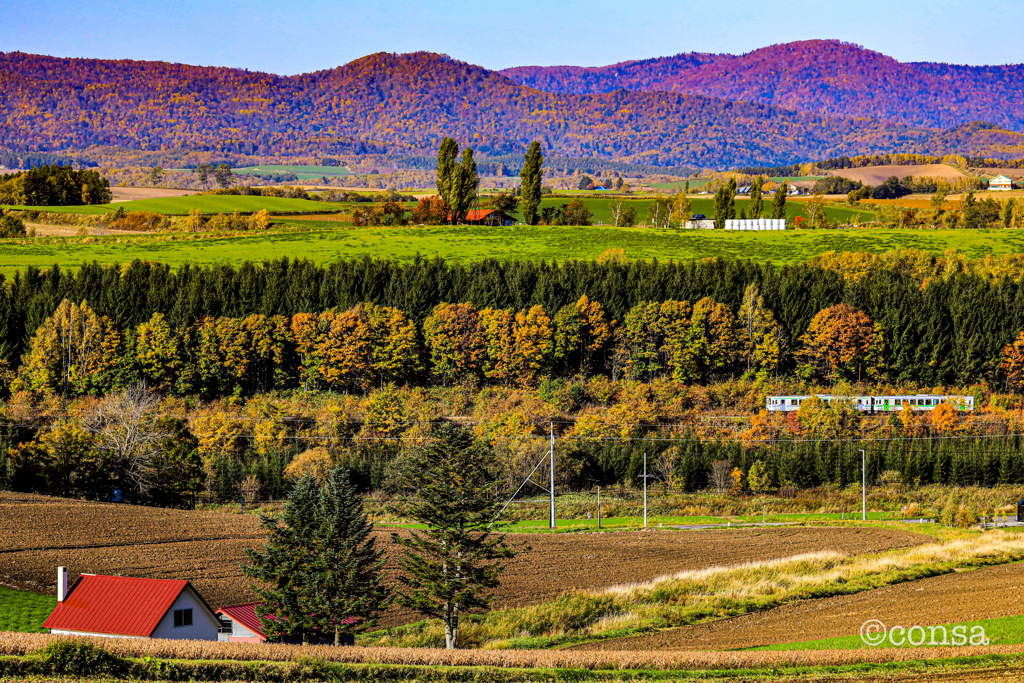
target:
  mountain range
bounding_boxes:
[1,41,1023,168]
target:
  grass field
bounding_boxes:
[232,164,353,180]
[0,586,55,633]
[3,226,1024,275]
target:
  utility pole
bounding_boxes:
[597,486,601,529]
[550,422,556,529]
[861,448,867,522]
[637,453,656,528]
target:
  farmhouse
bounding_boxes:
[462,209,516,226]
[43,567,221,640]
[215,603,356,645]
[990,175,1014,191]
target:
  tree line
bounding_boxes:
[0,164,111,206]
[5,255,1024,387]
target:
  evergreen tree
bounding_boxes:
[520,141,544,226]
[390,422,517,649]
[772,182,788,220]
[307,469,391,644]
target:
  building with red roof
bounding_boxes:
[43,567,221,640]
[215,603,357,645]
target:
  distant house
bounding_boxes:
[990,175,1014,191]
[43,567,221,640]
[216,603,356,645]
[462,209,516,226]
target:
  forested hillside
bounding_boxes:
[3,49,1024,167]
[502,40,1024,132]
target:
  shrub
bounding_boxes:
[40,640,129,677]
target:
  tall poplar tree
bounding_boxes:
[390,421,517,649]
[452,148,479,224]
[748,176,764,218]
[520,141,544,225]
[772,182,788,220]
[436,138,460,223]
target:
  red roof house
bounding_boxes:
[43,567,221,640]
[215,603,357,645]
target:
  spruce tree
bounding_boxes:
[772,182,788,220]
[307,469,391,644]
[390,421,517,649]
[520,141,544,225]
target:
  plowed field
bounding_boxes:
[0,492,930,625]
[577,561,1024,651]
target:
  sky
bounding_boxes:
[2,0,1023,74]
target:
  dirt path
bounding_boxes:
[576,561,1024,651]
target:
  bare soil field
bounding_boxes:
[828,164,966,186]
[110,187,199,202]
[577,561,1024,651]
[0,493,929,625]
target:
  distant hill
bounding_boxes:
[2,47,1024,168]
[501,40,1024,132]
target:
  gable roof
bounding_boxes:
[215,603,267,639]
[43,575,191,637]
[991,175,1013,183]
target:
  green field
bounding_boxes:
[3,226,1024,275]
[4,195,350,216]
[754,613,1024,650]
[0,585,55,633]
[232,164,353,180]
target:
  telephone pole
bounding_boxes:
[550,422,556,529]
[637,453,656,528]
[861,448,867,522]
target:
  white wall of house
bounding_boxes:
[150,587,220,641]
[49,629,143,639]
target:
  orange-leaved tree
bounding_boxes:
[1000,330,1024,393]
[795,303,884,382]
[423,302,486,386]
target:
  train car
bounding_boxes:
[765,394,974,413]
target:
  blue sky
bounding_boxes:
[2,0,1023,74]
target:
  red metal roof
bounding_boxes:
[43,575,189,637]
[214,602,358,640]
[215,603,267,640]
[464,209,497,220]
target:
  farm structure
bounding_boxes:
[214,603,355,645]
[43,568,221,640]
[1018,495,1024,523]
[990,174,1014,191]
[766,394,974,413]
[462,209,516,226]
[685,219,786,230]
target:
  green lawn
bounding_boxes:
[4,226,1024,275]
[753,612,1024,651]
[0,586,55,633]
[4,195,350,216]
[232,164,353,180]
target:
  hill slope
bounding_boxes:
[501,40,1024,132]
[2,48,1024,167]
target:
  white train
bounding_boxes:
[766,394,975,413]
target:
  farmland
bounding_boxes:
[3,195,350,216]
[827,163,966,186]
[229,164,353,180]
[0,492,930,628]
[7,225,1024,275]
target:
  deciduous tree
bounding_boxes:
[520,142,543,226]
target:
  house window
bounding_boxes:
[174,608,193,628]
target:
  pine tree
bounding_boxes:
[390,422,517,649]
[772,182,788,220]
[520,141,543,226]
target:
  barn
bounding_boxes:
[43,567,221,640]
[462,209,516,226]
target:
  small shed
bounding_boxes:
[43,567,221,640]
[216,602,356,645]
[1018,495,1024,522]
